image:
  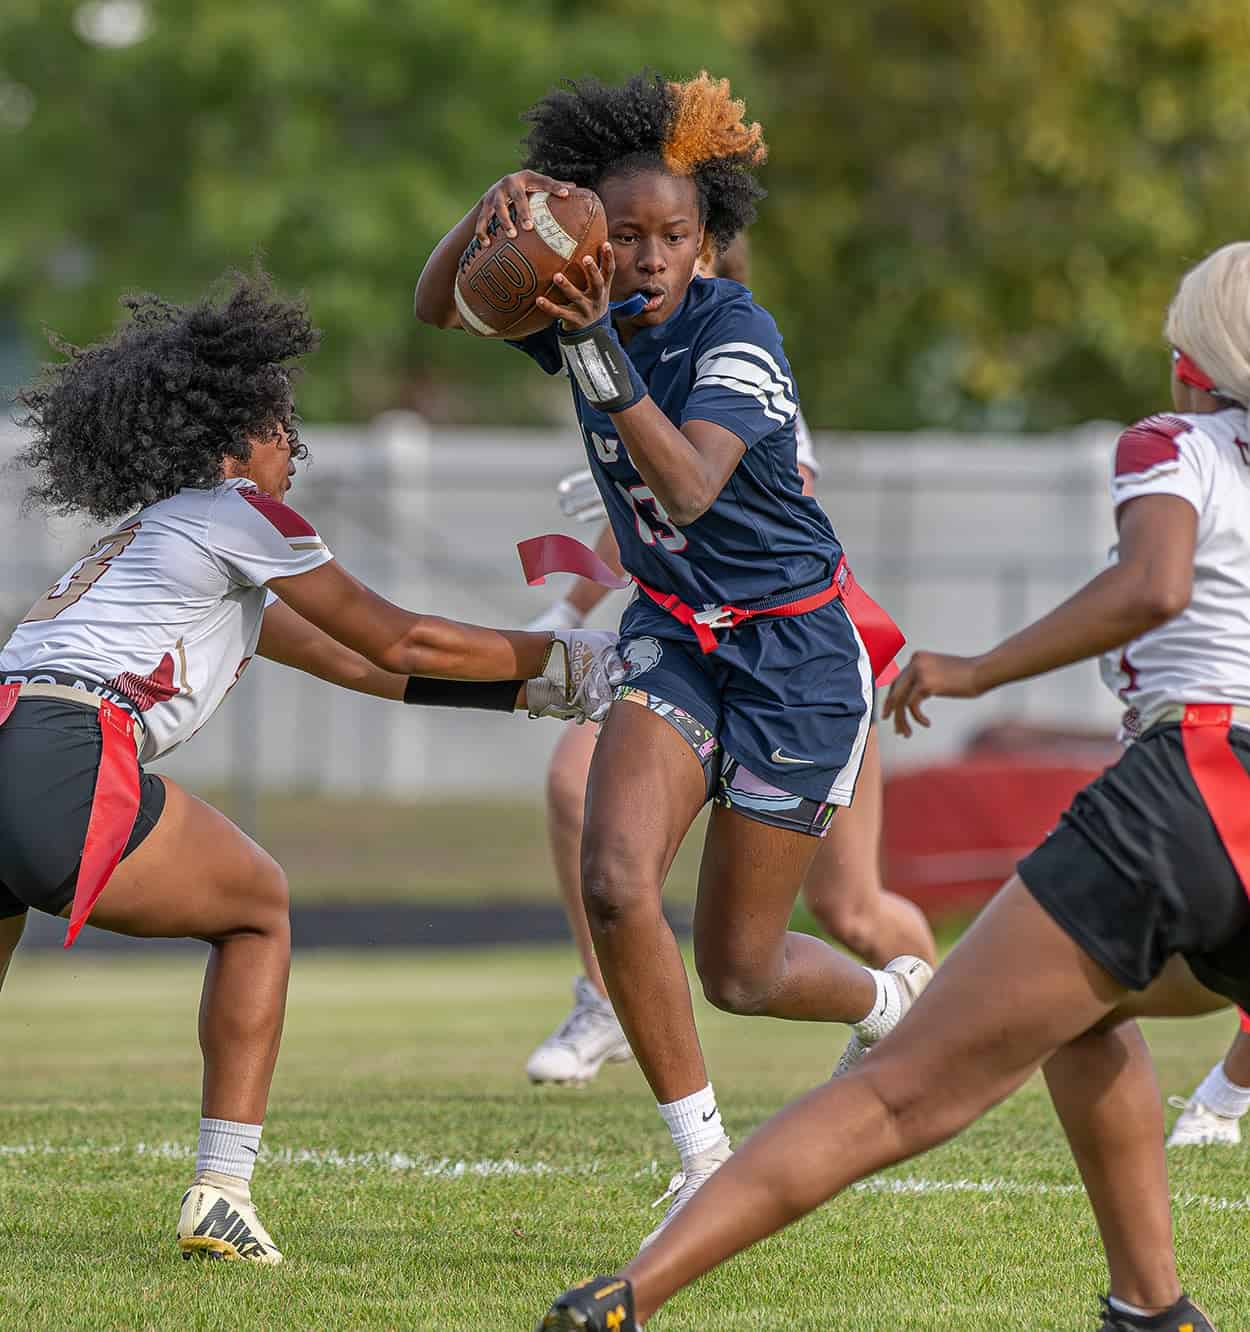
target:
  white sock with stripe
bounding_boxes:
[658,1084,725,1166]
[197,1118,263,1185]
[851,969,902,1044]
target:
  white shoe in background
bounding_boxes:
[525,976,633,1086]
[1166,1096,1242,1147]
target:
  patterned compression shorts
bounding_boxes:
[617,686,837,839]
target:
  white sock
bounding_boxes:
[658,1084,725,1165]
[1194,1060,1250,1119]
[851,969,901,1045]
[1107,1295,1156,1318]
[197,1118,263,1184]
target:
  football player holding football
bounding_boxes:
[417,70,926,1245]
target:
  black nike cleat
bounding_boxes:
[1098,1293,1217,1331]
[537,1275,638,1332]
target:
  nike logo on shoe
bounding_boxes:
[771,748,814,765]
[193,1197,271,1260]
[660,346,689,362]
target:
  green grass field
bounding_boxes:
[203,794,713,905]
[3,948,1249,1330]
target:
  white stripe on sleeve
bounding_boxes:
[693,342,798,423]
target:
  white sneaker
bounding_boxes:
[177,1171,283,1263]
[639,1135,733,1250]
[526,976,634,1086]
[1166,1096,1242,1148]
[833,954,934,1077]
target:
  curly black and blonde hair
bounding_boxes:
[15,269,319,521]
[521,71,767,254]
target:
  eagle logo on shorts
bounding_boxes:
[621,636,663,680]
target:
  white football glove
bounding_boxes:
[524,598,585,633]
[526,630,626,724]
[556,468,608,524]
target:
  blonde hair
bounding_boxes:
[1165,242,1250,403]
[663,72,766,178]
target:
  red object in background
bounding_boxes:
[881,723,1122,920]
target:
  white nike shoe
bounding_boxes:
[833,954,934,1078]
[1166,1096,1242,1148]
[526,976,634,1086]
[177,1171,283,1263]
[639,1135,733,1251]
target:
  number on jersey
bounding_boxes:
[22,523,140,623]
[616,482,688,553]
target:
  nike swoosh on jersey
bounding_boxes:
[660,346,689,362]
[771,748,814,765]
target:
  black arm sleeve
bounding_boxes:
[403,677,521,712]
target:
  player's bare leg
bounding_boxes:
[693,808,877,1023]
[547,721,607,992]
[608,877,1197,1324]
[799,728,936,967]
[0,912,25,993]
[580,699,712,1106]
[527,720,633,1084]
[79,776,289,1263]
[1044,1021,1180,1312]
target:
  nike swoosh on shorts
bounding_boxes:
[771,748,814,765]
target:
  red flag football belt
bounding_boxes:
[634,556,906,684]
[0,682,141,948]
[1175,705,1250,916]
[517,534,906,685]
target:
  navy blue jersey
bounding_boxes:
[511,277,844,610]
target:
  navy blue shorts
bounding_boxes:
[616,595,873,835]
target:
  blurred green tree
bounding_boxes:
[735,0,1250,429]
[3,1,1250,429]
[0,0,744,421]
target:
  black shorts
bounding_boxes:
[1018,723,1250,1009]
[0,698,166,920]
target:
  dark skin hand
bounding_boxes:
[883,493,1198,736]
[412,170,576,328]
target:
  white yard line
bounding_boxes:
[2,1143,1248,1213]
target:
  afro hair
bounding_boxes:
[521,70,767,253]
[16,269,319,522]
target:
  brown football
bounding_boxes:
[454,187,606,339]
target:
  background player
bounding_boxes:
[0,270,620,1264]
[524,235,933,1087]
[1167,1018,1250,1146]
[416,71,929,1243]
[536,240,1250,1332]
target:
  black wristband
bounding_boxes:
[559,314,647,413]
[403,677,522,712]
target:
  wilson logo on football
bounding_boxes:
[468,243,539,313]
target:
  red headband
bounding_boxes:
[1172,347,1217,393]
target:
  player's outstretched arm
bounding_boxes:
[543,244,745,524]
[268,560,552,681]
[258,599,529,703]
[413,171,576,328]
[884,493,1197,736]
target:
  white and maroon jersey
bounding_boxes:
[0,479,332,762]
[1100,406,1250,736]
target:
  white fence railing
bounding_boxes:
[0,416,1126,803]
